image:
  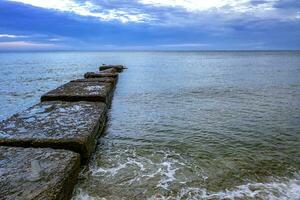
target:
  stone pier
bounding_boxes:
[0,64,126,199]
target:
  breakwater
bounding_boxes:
[0,64,126,200]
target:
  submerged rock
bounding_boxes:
[0,101,107,162]
[41,81,114,104]
[84,72,118,79]
[99,64,126,72]
[0,146,80,200]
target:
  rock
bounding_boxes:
[71,77,117,86]
[41,81,114,104]
[99,64,126,72]
[0,101,107,162]
[0,146,80,200]
[84,72,118,79]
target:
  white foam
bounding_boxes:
[129,158,146,171]
[92,162,128,176]
[149,174,300,200]
[142,168,162,179]
[156,161,179,190]
[89,148,193,191]
[74,145,300,199]
[72,189,98,200]
[214,178,300,200]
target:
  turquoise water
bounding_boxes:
[0,51,300,199]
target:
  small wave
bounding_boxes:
[92,162,130,177]
[74,146,300,199]
[149,174,300,200]
[89,148,192,189]
[73,176,300,200]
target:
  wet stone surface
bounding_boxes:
[0,101,107,161]
[99,68,119,74]
[41,81,113,104]
[99,65,125,72]
[71,77,117,86]
[0,146,80,200]
[84,72,118,79]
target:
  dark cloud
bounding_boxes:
[0,0,300,50]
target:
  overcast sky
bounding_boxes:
[0,0,300,50]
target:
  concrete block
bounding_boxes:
[84,72,118,79]
[99,64,126,72]
[99,68,119,74]
[0,146,80,200]
[71,77,117,86]
[0,101,107,162]
[41,81,113,104]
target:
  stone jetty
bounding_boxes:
[0,64,126,199]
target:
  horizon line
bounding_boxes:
[1,49,300,53]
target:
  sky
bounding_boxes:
[0,0,300,50]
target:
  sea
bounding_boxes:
[0,51,299,200]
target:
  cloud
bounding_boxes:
[158,43,210,47]
[8,0,152,23]
[7,0,300,26]
[135,0,300,31]
[138,0,245,11]
[0,41,57,49]
[48,38,62,42]
[2,0,300,50]
[0,34,26,38]
[137,0,278,12]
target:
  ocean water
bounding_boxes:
[0,51,299,199]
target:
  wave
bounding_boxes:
[73,147,300,200]
[149,175,300,200]
[74,176,300,200]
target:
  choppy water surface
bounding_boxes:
[0,51,300,199]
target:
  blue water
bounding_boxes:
[0,51,300,199]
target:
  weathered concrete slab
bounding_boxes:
[84,71,118,79]
[71,77,117,86]
[0,101,107,162]
[0,146,80,200]
[99,68,119,74]
[99,64,126,72]
[41,81,113,104]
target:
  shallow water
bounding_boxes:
[0,51,299,199]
